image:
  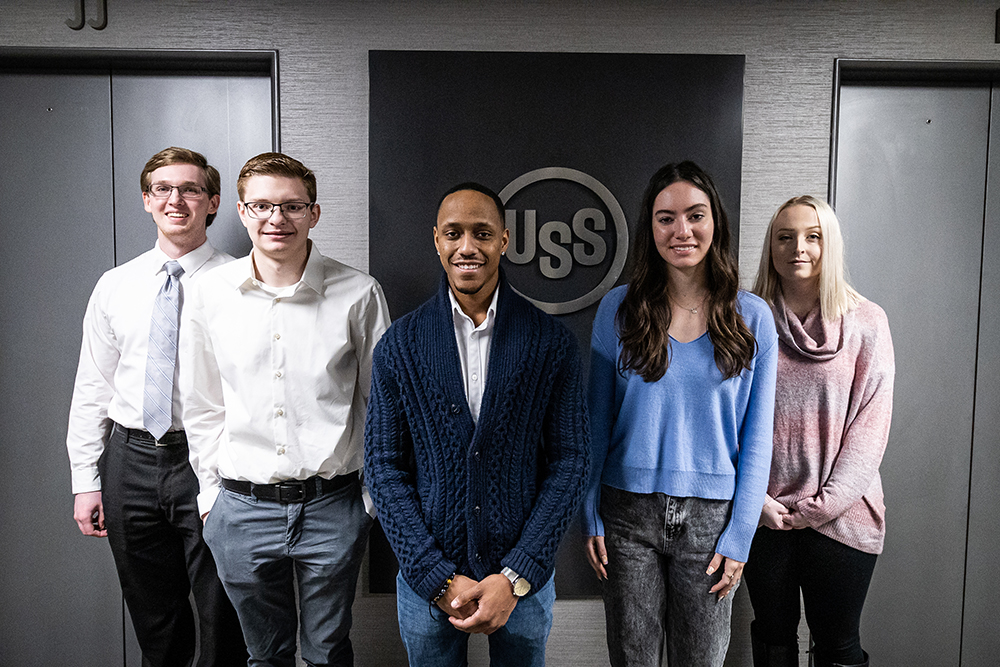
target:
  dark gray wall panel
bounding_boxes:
[962,83,1000,665]
[835,83,990,666]
[111,72,273,263]
[0,72,122,667]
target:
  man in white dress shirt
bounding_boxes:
[66,147,246,667]
[181,152,390,667]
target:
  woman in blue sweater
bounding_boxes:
[583,162,777,667]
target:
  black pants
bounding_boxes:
[99,424,246,667]
[744,526,876,666]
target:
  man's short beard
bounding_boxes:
[455,283,484,295]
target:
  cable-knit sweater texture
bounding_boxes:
[767,291,894,554]
[365,274,590,601]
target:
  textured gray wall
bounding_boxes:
[2,0,997,280]
[3,1,997,665]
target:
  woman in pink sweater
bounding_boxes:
[745,196,894,667]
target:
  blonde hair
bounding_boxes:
[753,195,863,321]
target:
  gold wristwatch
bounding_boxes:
[500,567,531,597]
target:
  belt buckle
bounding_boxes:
[276,481,307,503]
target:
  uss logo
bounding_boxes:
[501,167,629,315]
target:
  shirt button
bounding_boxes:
[471,373,478,381]
[474,505,481,514]
[450,404,461,415]
[475,552,481,562]
[474,451,481,460]
[276,408,284,417]
[277,447,286,455]
[275,371,282,379]
[273,333,281,340]
[275,298,281,303]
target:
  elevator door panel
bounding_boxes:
[961,83,1000,665]
[0,63,273,667]
[0,72,122,667]
[111,72,272,263]
[835,83,990,666]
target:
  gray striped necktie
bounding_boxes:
[143,260,184,440]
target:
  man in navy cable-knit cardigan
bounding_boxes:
[365,182,590,666]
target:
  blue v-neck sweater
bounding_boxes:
[365,274,590,601]
[583,285,777,562]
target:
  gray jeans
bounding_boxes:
[600,485,734,667]
[203,478,371,667]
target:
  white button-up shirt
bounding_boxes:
[66,241,232,494]
[448,286,499,423]
[180,243,390,515]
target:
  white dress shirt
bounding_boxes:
[180,243,390,515]
[66,241,233,494]
[448,286,499,423]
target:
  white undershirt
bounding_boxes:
[448,286,499,424]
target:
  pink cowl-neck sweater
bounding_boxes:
[767,290,894,554]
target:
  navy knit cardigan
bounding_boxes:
[365,273,590,601]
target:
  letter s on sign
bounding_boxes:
[538,221,573,279]
[572,208,606,266]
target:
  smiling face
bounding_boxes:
[770,204,823,288]
[142,163,219,249]
[238,174,319,264]
[651,180,714,274]
[433,189,509,300]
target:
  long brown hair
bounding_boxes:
[617,161,756,381]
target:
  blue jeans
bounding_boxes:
[744,526,877,666]
[203,478,371,667]
[395,570,556,667]
[600,485,734,667]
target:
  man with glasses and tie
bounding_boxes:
[180,152,390,667]
[66,147,246,667]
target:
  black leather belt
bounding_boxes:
[119,424,187,447]
[221,471,359,504]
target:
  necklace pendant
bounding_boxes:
[691,308,698,314]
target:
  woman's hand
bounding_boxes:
[782,510,810,529]
[707,553,744,600]
[584,535,608,580]
[760,496,791,530]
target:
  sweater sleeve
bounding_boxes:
[582,299,619,537]
[364,341,457,601]
[501,333,591,589]
[794,308,895,527]
[715,318,778,562]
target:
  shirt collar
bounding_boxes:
[152,239,214,276]
[448,282,499,331]
[240,240,325,296]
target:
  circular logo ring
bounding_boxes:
[499,167,628,315]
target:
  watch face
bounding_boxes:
[513,577,531,597]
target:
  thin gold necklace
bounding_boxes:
[670,294,706,315]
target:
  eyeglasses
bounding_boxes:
[147,183,209,199]
[242,201,315,220]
